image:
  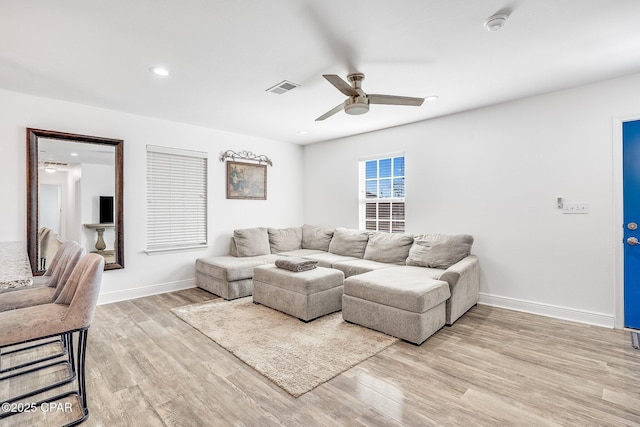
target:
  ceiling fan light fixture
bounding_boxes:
[316,73,423,120]
[345,97,370,115]
[345,104,369,115]
[484,14,508,32]
[425,95,439,102]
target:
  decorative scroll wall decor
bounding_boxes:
[219,150,273,166]
[220,150,272,200]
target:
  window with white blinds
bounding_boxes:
[358,155,405,232]
[146,145,208,252]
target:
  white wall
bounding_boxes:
[303,72,640,328]
[4,72,639,324]
[0,89,303,303]
[79,163,116,253]
[67,165,82,243]
[39,170,67,235]
[37,166,81,246]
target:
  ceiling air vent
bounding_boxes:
[41,161,70,167]
[266,80,300,94]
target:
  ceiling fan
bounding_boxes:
[316,73,424,121]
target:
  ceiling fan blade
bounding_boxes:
[315,101,347,121]
[368,94,425,106]
[304,6,358,74]
[323,75,358,97]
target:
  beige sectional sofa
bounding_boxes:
[195,224,480,342]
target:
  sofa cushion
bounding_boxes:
[196,255,280,282]
[229,237,238,256]
[343,266,451,313]
[233,227,271,257]
[406,234,474,269]
[254,264,344,295]
[302,224,334,251]
[298,252,358,268]
[268,227,302,253]
[328,228,370,258]
[277,248,326,257]
[364,232,414,265]
[332,259,395,278]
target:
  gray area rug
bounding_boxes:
[172,297,398,397]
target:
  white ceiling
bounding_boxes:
[2,1,640,145]
[39,138,115,167]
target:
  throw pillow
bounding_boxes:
[229,237,238,256]
[268,227,302,253]
[364,232,414,265]
[406,234,474,269]
[233,227,271,257]
[301,224,334,251]
[328,227,370,258]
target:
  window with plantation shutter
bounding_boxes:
[359,154,405,232]
[146,145,208,252]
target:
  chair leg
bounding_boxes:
[0,336,68,375]
[0,335,76,408]
[76,329,89,422]
[0,329,90,426]
[44,329,89,426]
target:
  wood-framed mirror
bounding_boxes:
[27,128,124,273]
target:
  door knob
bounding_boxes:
[628,222,638,230]
[628,237,639,245]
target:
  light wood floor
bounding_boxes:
[2,288,640,426]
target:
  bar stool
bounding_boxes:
[0,243,85,375]
[0,253,104,426]
[32,241,79,288]
[0,243,85,312]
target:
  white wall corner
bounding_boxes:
[478,293,615,328]
[97,279,196,306]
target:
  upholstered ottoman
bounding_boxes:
[253,264,345,321]
[342,268,451,345]
[195,255,279,300]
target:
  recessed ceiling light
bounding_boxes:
[44,167,56,173]
[425,96,439,102]
[70,152,78,156]
[297,130,308,135]
[484,14,508,32]
[149,67,170,77]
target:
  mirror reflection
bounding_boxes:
[27,129,124,273]
[38,139,116,268]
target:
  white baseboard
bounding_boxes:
[96,284,615,328]
[478,293,615,328]
[97,279,196,305]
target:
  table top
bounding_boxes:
[0,241,33,290]
[83,223,115,229]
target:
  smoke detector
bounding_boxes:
[484,14,508,32]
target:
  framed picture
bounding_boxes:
[226,161,267,200]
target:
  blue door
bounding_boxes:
[623,120,640,329]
